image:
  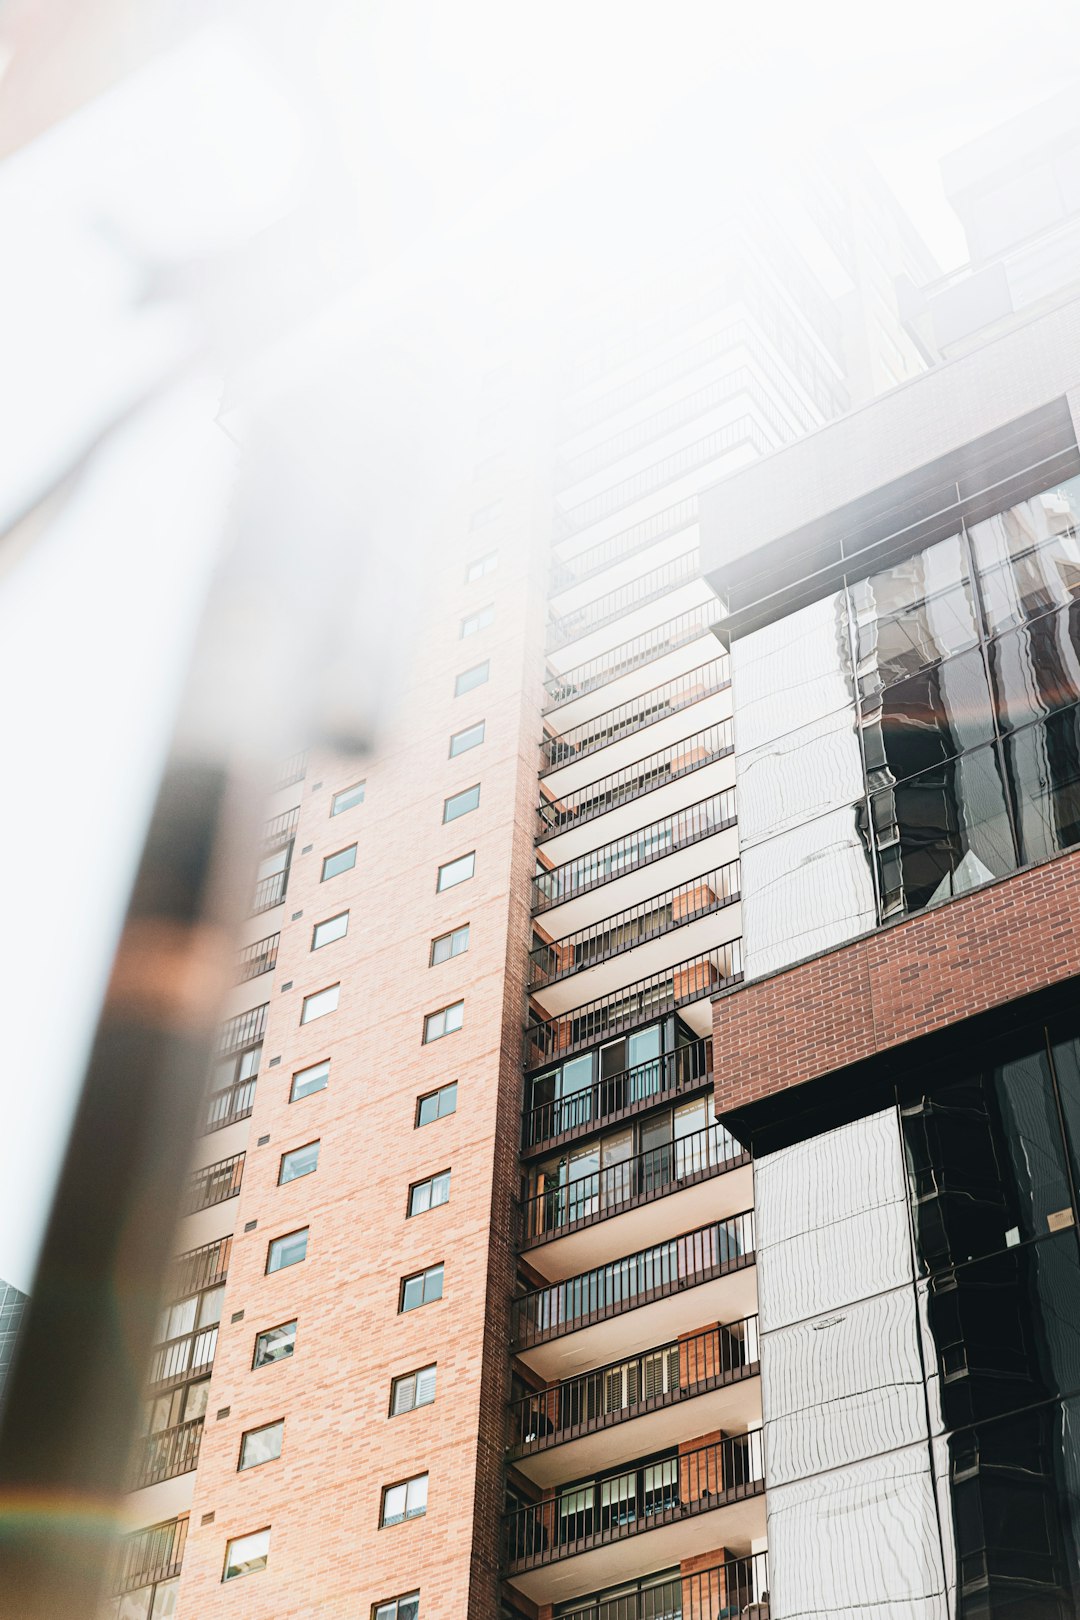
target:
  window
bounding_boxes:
[238,1420,284,1471]
[443,784,480,822]
[266,1228,308,1274]
[417,1082,457,1127]
[390,1364,437,1415]
[455,660,489,698]
[400,1263,443,1312]
[321,845,357,881]
[449,721,485,758]
[373,1592,419,1620]
[290,1059,329,1102]
[331,781,365,815]
[381,1473,429,1527]
[301,984,339,1024]
[430,925,469,966]
[279,1141,320,1185]
[423,1002,463,1044]
[222,1528,270,1581]
[465,551,498,583]
[253,1320,297,1368]
[437,852,475,891]
[312,911,349,950]
[461,605,494,638]
[408,1171,451,1216]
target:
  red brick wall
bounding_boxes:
[713,850,1080,1112]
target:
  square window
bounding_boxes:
[222,1528,270,1581]
[430,925,469,966]
[312,911,349,950]
[449,722,485,758]
[390,1364,437,1416]
[465,551,498,583]
[416,1082,457,1127]
[322,845,357,881]
[381,1473,429,1526]
[331,782,365,816]
[279,1141,320,1185]
[423,1002,463,1044]
[461,605,494,638]
[373,1592,420,1620]
[290,1059,329,1102]
[443,785,480,823]
[238,1419,284,1471]
[253,1320,297,1368]
[266,1229,308,1274]
[399,1263,443,1312]
[301,984,339,1024]
[408,1171,451,1216]
[437,852,475,891]
[454,661,489,698]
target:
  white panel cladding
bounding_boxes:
[729,588,856,757]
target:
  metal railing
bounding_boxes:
[276,749,307,788]
[503,1428,764,1571]
[202,1074,256,1134]
[554,1551,769,1620]
[530,863,740,988]
[522,1120,745,1244]
[549,497,699,596]
[542,660,729,772]
[167,1236,231,1300]
[252,868,288,913]
[512,1212,754,1347]
[524,1037,712,1153]
[219,1004,268,1056]
[525,943,742,1069]
[533,791,736,913]
[543,607,721,711]
[185,1152,244,1215]
[263,805,300,847]
[130,1417,204,1490]
[148,1323,219,1392]
[237,932,280,981]
[546,552,700,653]
[537,723,733,842]
[510,1315,759,1453]
[111,1515,189,1596]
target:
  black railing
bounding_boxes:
[148,1324,219,1391]
[167,1236,231,1300]
[185,1152,244,1214]
[550,497,700,593]
[512,1212,754,1347]
[237,932,280,982]
[529,863,740,988]
[524,1038,712,1154]
[111,1515,189,1595]
[220,1004,268,1056]
[522,1120,745,1245]
[533,791,736,913]
[543,607,720,711]
[553,1551,770,1620]
[131,1418,204,1490]
[510,1316,759,1455]
[546,552,699,653]
[537,723,733,842]
[252,869,288,913]
[503,1428,764,1572]
[276,749,307,788]
[525,942,742,1069]
[202,1075,256,1134]
[263,805,300,847]
[542,660,729,772]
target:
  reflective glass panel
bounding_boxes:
[969,475,1080,634]
[1002,706,1080,868]
[849,533,977,694]
[988,602,1080,735]
[860,643,996,791]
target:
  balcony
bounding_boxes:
[510,1316,760,1485]
[130,1417,204,1490]
[503,1430,765,1600]
[110,1515,188,1597]
[512,1213,755,1381]
[542,661,729,774]
[543,607,720,714]
[537,725,733,847]
[523,1038,712,1155]
[276,749,307,788]
[553,1551,769,1620]
[202,1075,256,1134]
[220,1003,268,1057]
[546,553,700,654]
[147,1323,218,1392]
[530,864,740,991]
[550,497,699,595]
[263,805,300,848]
[252,868,288,913]
[236,932,280,982]
[533,793,736,916]
[184,1151,244,1215]
[167,1236,231,1300]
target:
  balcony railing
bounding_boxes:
[503,1428,764,1572]
[554,1551,769,1620]
[111,1515,188,1596]
[524,1038,712,1154]
[512,1212,754,1348]
[148,1323,219,1392]
[525,943,742,1070]
[533,791,736,913]
[510,1315,759,1455]
[537,724,733,843]
[543,607,721,712]
[529,863,740,989]
[263,805,300,847]
[546,552,700,654]
[184,1152,244,1215]
[220,1003,268,1056]
[276,749,307,788]
[237,932,280,982]
[549,497,699,597]
[202,1075,256,1134]
[542,660,729,773]
[130,1417,204,1490]
[167,1235,231,1300]
[252,868,288,913]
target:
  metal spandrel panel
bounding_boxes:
[740,803,876,980]
[738,706,866,850]
[730,588,855,756]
